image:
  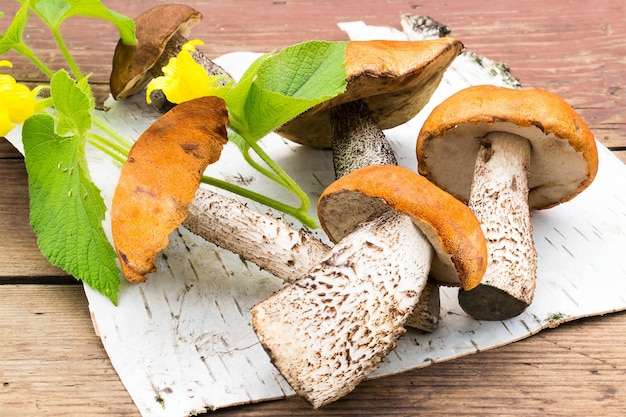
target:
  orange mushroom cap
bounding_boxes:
[277,37,464,149]
[111,96,229,284]
[318,165,487,289]
[416,85,599,209]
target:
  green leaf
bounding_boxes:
[23,0,136,45]
[228,41,348,142]
[50,69,92,137]
[0,1,32,54]
[22,114,120,304]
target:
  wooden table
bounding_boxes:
[1,1,625,415]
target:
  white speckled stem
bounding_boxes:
[459,132,537,320]
[183,187,439,331]
[251,210,433,408]
[183,187,329,282]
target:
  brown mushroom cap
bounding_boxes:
[416,85,599,209]
[109,4,202,99]
[276,38,464,149]
[317,165,487,289]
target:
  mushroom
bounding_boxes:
[416,84,599,320]
[111,96,229,283]
[251,165,488,407]
[109,4,229,101]
[272,37,465,329]
[110,101,440,329]
[184,187,440,332]
[275,38,464,151]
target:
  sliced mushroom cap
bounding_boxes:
[111,96,229,283]
[318,165,487,289]
[110,4,202,99]
[416,85,599,209]
[276,38,464,149]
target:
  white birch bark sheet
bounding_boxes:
[7,18,626,417]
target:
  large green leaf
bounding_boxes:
[50,69,92,137]
[22,114,120,304]
[226,41,348,142]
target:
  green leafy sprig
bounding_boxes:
[1,0,348,303]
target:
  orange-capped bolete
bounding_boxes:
[251,165,487,408]
[416,84,599,321]
[109,4,229,101]
[111,96,228,284]
[276,38,464,168]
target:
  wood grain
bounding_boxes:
[1,285,624,416]
[1,0,625,154]
[0,158,70,279]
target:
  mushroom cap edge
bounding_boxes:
[109,4,202,100]
[317,165,487,289]
[416,84,599,209]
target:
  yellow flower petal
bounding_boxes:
[146,40,234,105]
[0,63,46,135]
[0,106,16,137]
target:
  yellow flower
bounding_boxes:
[0,60,48,136]
[146,40,233,104]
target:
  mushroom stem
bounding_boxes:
[183,187,439,330]
[330,99,397,178]
[251,209,433,408]
[458,132,537,320]
[183,187,328,282]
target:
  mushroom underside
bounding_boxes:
[419,122,591,209]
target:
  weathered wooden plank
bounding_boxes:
[0,139,21,158]
[1,284,625,416]
[1,0,624,148]
[0,158,70,279]
[0,285,137,417]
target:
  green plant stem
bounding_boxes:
[51,28,83,80]
[87,134,127,165]
[87,124,319,228]
[241,144,285,187]
[201,175,318,229]
[92,116,133,149]
[246,139,311,214]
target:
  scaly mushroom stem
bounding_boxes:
[330,99,397,178]
[251,210,433,408]
[458,132,537,320]
[184,187,328,281]
[251,98,444,407]
[329,97,440,329]
[183,187,439,330]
